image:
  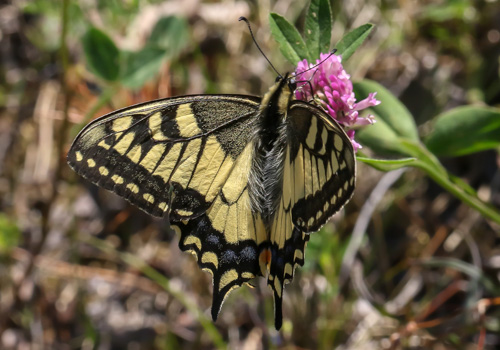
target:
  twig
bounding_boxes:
[10,247,163,294]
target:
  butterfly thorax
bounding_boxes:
[248,75,293,226]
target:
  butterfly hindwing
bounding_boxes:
[173,186,268,320]
[172,138,269,320]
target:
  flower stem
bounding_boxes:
[400,140,500,226]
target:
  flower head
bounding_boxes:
[294,52,380,151]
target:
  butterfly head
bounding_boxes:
[275,73,298,92]
[259,72,297,116]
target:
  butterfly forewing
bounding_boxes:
[265,101,355,329]
[287,101,355,231]
[68,95,260,218]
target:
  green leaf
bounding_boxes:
[148,16,189,56]
[419,2,470,22]
[81,27,120,81]
[335,24,373,62]
[425,106,500,157]
[269,13,310,64]
[121,47,167,89]
[0,214,20,254]
[357,156,417,171]
[305,0,332,57]
[119,16,189,90]
[354,80,419,155]
[355,119,407,155]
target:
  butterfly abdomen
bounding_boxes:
[248,76,293,224]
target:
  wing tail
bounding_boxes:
[174,184,268,322]
[267,207,309,329]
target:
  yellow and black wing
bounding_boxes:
[267,101,356,329]
[68,81,356,330]
[67,95,268,319]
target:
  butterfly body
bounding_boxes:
[68,74,355,329]
[249,74,292,224]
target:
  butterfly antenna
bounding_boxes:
[295,70,319,101]
[239,16,282,78]
[294,49,338,78]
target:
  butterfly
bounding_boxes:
[67,70,356,330]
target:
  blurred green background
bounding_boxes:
[0,0,499,349]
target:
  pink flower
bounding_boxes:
[294,53,380,151]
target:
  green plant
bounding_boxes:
[269,0,500,226]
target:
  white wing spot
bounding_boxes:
[99,166,109,176]
[75,151,83,162]
[112,175,124,184]
[176,209,194,217]
[126,183,139,194]
[307,217,315,227]
[158,202,168,211]
[143,193,155,204]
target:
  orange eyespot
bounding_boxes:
[259,248,272,266]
